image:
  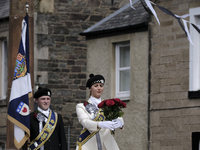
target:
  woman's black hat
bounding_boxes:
[33,87,51,99]
[86,73,105,88]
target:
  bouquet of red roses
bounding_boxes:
[97,98,126,121]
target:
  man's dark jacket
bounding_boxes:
[30,111,67,150]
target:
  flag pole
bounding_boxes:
[22,3,30,150]
[6,1,34,149]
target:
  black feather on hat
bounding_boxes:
[86,73,105,88]
[33,87,51,99]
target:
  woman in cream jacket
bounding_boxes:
[76,74,124,150]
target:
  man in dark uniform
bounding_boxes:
[28,87,67,150]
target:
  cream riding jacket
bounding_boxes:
[76,98,124,150]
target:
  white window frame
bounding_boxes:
[115,43,130,99]
[1,40,8,100]
[189,7,200,91]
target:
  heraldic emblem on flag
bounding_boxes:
[7,15,32,149]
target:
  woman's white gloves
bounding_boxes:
[98,119,124,130]
[112,119,124,129]
[98,121,116,130]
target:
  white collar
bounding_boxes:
[90,96,102,107]
[37,107,50,117]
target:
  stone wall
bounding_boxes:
[149,0,200,149]
[34,0,129,149]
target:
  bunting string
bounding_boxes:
[129,0,200,45]
[130,0,136,10]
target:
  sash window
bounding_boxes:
[115,42,130,99]
[0,40,8,100]
[189,7,200,98]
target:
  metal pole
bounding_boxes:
[68,123,70,150]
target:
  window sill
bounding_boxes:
[116,97,130,101]
[188,91,200,99]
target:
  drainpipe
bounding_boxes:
[147,15,152,150]
[67,118,70,150]
[68,123,70,150]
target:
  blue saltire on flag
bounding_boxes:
[7,14,32,149]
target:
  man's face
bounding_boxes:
[35,96,51,110]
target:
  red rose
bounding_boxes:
[105,100,115,106]
[113,98,126,108]
[33,112,37,119]
[84,102,88,106]
[117,101,126,108]
[98,100,107,108]
[113,98,121,103]
[120,101,126,108]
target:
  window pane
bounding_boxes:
[120,70,130,91]
[189,8,200,92]
[0,40,8,99]
[3,41,8,94]
[120,46,130,67]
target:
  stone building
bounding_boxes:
[149,0,200,149]
[33,0,130,149]
[0,0,131,149]
[80,1,149,149]
[1,0,200,149]
[81,0,200,149]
